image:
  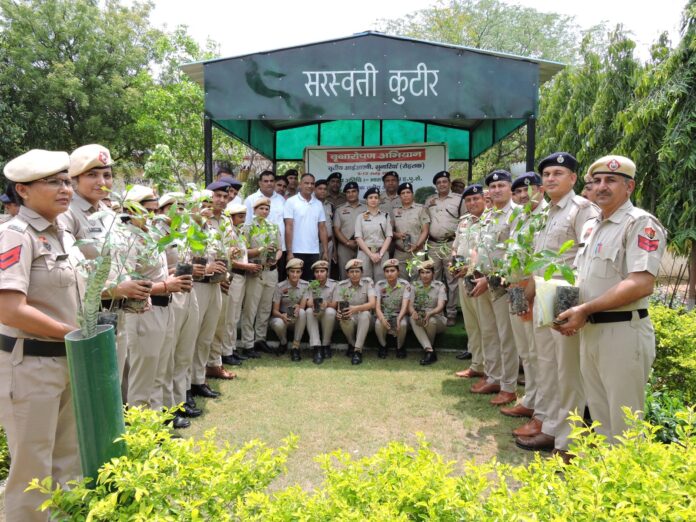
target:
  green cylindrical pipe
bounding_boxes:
[65,324,127,486]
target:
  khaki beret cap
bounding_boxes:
[226,203,247,215]
[345,258,363,271]
[124,184,156,203]
[253,197,272,210]
[158,192,184,209]
[418,259,435,271]
[587,155,636,180]
[382,258,400,270]
[312,260,330,271]
[286,258,304,270]
[68,144,113,177]
[3,149,70,183]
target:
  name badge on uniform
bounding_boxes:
[89,227,103,233]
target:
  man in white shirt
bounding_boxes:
[284,173,329,280]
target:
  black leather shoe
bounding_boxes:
[396,348,407,359]
[234,351,249,361]
[291,348,301,361]
[172,414,191,429]
[420,351,438,365]
[221,354,242,366]
[345,345,355,358]
[181,403,202,418]
[185,390,197,409]
[276,344,288,356]
[377,345,387,359]
[243,348,261,359]
[323,345,333,358]
[456,350,472,360]
[351,351,363,365]
[255,340,273,353]
[312,346,323,364]
[190,383,221,398]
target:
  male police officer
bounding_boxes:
[333,181,366,279]
[557,155,666,445]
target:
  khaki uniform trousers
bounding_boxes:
[336,243,358,280]
[429,240,458,319]
[240,268,277,348]
[153,305,178,410]
[125,304,174,407]
[0,349,80,522]
[115,309,128,385]
[534,325,584,450]
[357,249,387,282]
[375,317,408,348]
[510,315,542,417]
[475,290,503,386]
[210,272,246,363]
[458,280,484,373]
[339,310,372,350]
[191,282,223,386]
[580,316,655,443]
[307,307,337,346]
[486,289,519,393]
[410,315,446,350]
[270,309,308,345]
[171,290,199,406]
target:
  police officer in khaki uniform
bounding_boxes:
[452,184,485,377]
[557,155,666,445]
[501,173,547,423]
[0,191,20,224]
[306,260,338,363]
[270,258,309,361]
[469,170,519,407]
[374,259,411,358]
[515,153,598,454]
[379,171,402,214]
[333,181,366,279]
[355,186,393,282]
[392,182,430,277]
[314,179,336,267]
[425,170,464,325]
[409,259,447,365]
[0,150,83,522]
[240,197,283,357]
[333,259,376,365]
[325,171,346,208]
[581,171,598,203]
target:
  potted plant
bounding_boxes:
[309,279,323,313]
[338,286,353,316]
[412,284,431,327]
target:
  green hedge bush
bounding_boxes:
[650,304,696,404]
[0,425,8,481]
[33,408,696,521]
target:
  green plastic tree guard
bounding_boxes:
[65,324,127,485]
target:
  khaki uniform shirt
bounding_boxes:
[242,217,282,265]
[273,279,309,313]
[478,200,517,273]
[379,192,402,214]
[0,206,84,341]
[375,278,411,316]
[310,279,337,303]
[332,277,375,306]
[452,213,482,260]
[0,214,12,224]
[392,204,430,252]
[355,210,393,249]
[322,200,334,240]
[333,202,366,242]
[576,200,666,311]
[425,192,463,241]
[535,191,598,277]
[58,192,114,260]
[326,192,346,208]
[411,280,447,316]
[229,224,249,265]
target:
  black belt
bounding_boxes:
[0,334,66,357]
[101,298,123,310]
[587,309,648,324]
[151,295,172,307]
[429,236,454,243]
[231,268,245,276]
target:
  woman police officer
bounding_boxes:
[0,150,85,521]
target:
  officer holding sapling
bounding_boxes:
[270,258,309,362]
[515,153,598,460]
[409,259,447,365]
[391,182,430,277]
[374,259,411,359]
[556,155,666,445]
[306,260,338,362]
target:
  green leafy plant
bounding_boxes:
[644,378,696,444]
[0,425,8,481]
[308,279,322,298]
[28,407,297,521]
[405,246,428,277]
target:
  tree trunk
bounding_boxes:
[688,241,696,310]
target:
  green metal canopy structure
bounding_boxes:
[181,32,563,183]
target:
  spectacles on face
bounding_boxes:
[34,177,72,188]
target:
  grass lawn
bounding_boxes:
[185,348,535,491]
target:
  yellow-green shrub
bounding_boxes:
[651,304,696,404]
[0,425,8,481]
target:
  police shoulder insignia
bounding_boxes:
[638,235,659,252]
[0,245,22,270]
